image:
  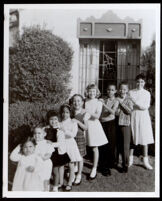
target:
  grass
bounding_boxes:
[8,154,155,192]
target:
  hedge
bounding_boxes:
[9,25,73,104]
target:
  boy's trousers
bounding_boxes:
[99,120,118,170]
[117,125,131,168]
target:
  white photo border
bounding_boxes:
[3,3,161,198]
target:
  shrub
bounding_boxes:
[9,25,73,104]
[9,101,65,152]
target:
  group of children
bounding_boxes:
[10,73,154,192]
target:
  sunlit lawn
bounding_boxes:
[8,154,155,192]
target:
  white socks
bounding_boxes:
[128,155,133,167]
[128,155,153,170]
[74,174,82,184]
[53,186,58,192]
[74,165,78,173]
[143,156,153,170]
[90,167,97,178]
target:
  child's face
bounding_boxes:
[88,88,97,99]
[62,107,70,120]
[107,85,116,98]
[73,96,83,110]
[34,128,45,142]
[49,116,60,128]
[23,141,35,156]
[119,84,128,97]
[136,78,145,89]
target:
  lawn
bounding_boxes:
[8,154,155,192]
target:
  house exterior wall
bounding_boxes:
[9,10,142,97]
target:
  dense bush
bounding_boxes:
[9,25,73,104]
[9,101,64,152]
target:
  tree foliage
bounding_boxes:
[9,26,73,104]
[140,40,155,105]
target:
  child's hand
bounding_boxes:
[42,153,51,161]
[47,140,53,145]
[99,98,104,104]
[115,108,121,116]
[72,118,78,124]
[26,166,35,172]
[83,113,91,121]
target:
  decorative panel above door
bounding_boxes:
[78,21,141,39]
[94,23,126,37]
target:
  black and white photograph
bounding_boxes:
[3,3,160,198]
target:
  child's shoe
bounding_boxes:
[53,186,58,192]
[143,157,153,170]
[65,185,72,191]
[74,174,82,185]
[128,155,133,167]
[122,166,128,173]
[89,167,97,179]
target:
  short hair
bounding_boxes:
[135,73,146,81]
[20,136,37,155]
[69,94,84,105]
[46,110,58,123]
[107,83,117,90]
[33,125,46,135]
[119,81,129,89]
[60,104,71,119]
[84,84,101,98]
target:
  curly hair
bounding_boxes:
[135,73,146,81]
[46,110,58,123]
[84,83,101,98]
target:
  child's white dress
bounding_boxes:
[129,88,154,145]
[85,98,108,147]
[34,140,54,181]
[61,118,82,162]
[10,145,44,191]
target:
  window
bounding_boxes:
[99,40,117,97]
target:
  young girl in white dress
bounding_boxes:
[60,104,82,191]
[10,137,44,191]
[84,84,108,179]
[33,126,54,191]
[128,74,154,169]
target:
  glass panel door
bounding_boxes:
[99,40,117,97]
